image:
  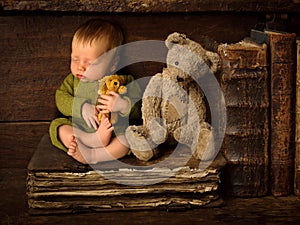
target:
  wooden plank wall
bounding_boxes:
[1,12,300,169]
[0,1,300,223]
[0,13,268,169]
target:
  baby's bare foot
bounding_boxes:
[67,137,87,164]
[97,115,114,146]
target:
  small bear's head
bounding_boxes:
[105,75,127,94]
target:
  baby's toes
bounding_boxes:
[70,141,77,148]
[67,149,74,156]
[68,143,77,154]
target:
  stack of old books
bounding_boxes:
[27,135,226,214]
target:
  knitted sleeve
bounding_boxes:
[55,73,87,119]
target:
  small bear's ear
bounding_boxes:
[105,76,114,86]
[99,76,108,86]
[119,75,125,84]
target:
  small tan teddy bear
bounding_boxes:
[98,74,127,124]
[125,32,221,162]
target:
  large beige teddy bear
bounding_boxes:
[125,32,221,162]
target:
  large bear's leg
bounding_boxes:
[148,117,167,145]
[174,122,214,161]
[174,84,215,161]
[125,118,167,162]
[128,75,166,161]
[194,122,215,161]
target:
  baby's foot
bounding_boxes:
[97,115,114,147]
[67,137,87,164]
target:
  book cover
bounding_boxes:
[218,39,269,196]
[294,38,300,195]
[266,30,296,196]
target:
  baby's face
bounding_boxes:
[70,37,113,82]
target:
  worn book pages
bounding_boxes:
[27,135,226,214]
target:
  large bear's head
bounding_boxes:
[165,32,220,81]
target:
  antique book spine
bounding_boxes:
[294,38,300,195]
[267,31,296,196]
[218,40,269,196]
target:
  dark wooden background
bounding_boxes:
[1,0,300,224]
[0,13,270,167]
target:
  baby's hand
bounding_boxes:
[82,102,99,129]
[97,91,130,115]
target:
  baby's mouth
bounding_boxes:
[76,74,85,79]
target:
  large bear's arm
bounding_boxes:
[187,82,206,124]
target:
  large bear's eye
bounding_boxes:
[175,61,179,66]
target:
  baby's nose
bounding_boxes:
[78,64,85,71]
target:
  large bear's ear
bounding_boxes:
[205,51,221,74]
[165,32,187,49]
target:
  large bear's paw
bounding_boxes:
[194,123,215,161]
[125,125,158,161]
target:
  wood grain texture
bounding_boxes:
[0,122,49,169]
[0,14,260,122]
[1,0,300,12]
[295,39,300,195]
[0,7,299,224]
